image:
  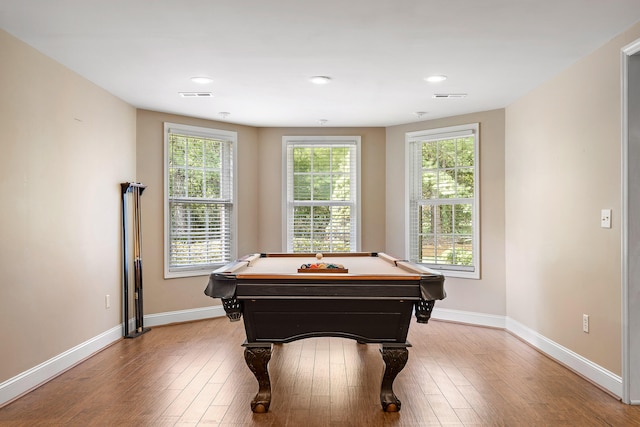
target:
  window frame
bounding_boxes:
[163,122,237,279]
[405,123,480,279]
[282,135,361,253]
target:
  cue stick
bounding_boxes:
[121,182,149,338]
[120,183,131,337]
[133,185,143,333]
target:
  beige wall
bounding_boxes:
[4,16,640,401]
[135,110,259,314]
[0,30,136,381]
[133,121,384,315]
[505,22,640,375]
[256,127,386,252]
[385,110,507,315]
[133,120,384,315]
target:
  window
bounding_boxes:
[164,123,236,278]
[407,124,479,278]
[283,136,361,253]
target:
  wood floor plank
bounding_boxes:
[2,317,640,426]
[311,347,331,396]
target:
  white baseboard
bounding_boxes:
[0,305,226,407]
[432,307,507,329]
[432,307,622,399]
[0,305,623,407]
[143,305,226,327]
[0,325,122,407]
[506,317,622,399]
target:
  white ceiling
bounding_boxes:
[2,1,640,127]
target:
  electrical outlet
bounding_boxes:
[583,314,589,333]
[105,294,111,309]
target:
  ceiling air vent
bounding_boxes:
[432,93,467,99]
[179,92,213,98]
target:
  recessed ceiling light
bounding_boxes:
[424,75,447,83]
[310,76,332,85]
[190,76,213,84]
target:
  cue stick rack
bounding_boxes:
[121,182,150,338]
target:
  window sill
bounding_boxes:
[164,267,223,280]
[421,265,480,280]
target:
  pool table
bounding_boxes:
[204,252,445,413]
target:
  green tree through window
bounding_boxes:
[164,123,236,277]
[285,136,360,253]
[407,124,479,278]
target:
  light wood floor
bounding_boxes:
[2,317,640,426]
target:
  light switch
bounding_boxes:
[601,209,612,228]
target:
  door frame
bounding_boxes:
[622,37,640,405]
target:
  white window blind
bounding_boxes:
[407,124,480,279]
[164,123,236,278]
[283,136,361,253]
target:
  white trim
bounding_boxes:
[622,37,640,55]
[432,307,506,329]
[0,325,122,407]
[0,307,227,407]
[282,135,362,252]
[404,137,411,260]
[621,40,631,406]
[621,38,640,405]
[355,139,362,250]
[1,306,623,406]
[406,128,474,141]
[506,317,622,399]
[431,308,622,398]
[282,138,287,250]
[143,305,225,327]
[405,123,480,278]
[163,122,238,278]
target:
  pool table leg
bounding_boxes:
[244,344,272,413]
[380,345,409,412]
